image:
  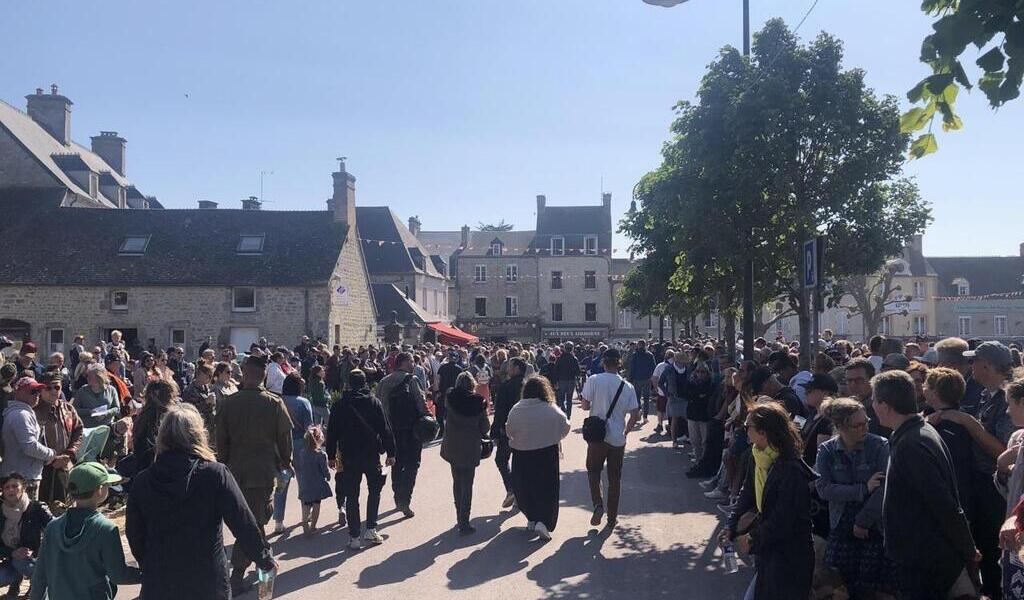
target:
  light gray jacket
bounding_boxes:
[1,400,56,480]
[505,398,570,452]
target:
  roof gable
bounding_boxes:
[356,206,443,278]
[928,256,1024,297]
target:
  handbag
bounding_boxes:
[480,438,494,460]
[582,380,626,443]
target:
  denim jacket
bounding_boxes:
[814,432,890,530]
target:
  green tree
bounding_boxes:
[902,0,1024,157]
[477,220,513,231]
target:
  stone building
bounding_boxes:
[418,193,615,343]
[0,86,160,209]
[0,164,378,358]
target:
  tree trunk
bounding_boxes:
[795,287,812,371]
[725,309,738,363]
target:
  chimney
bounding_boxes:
[602,192,612,208]
[408,216,421,236]
[460,225,470,248]
[241,196,261,210]
[197,200,218,209]
[25,84,72,145]
[90,131,126,176]
[536,194,546,213]
[330,158,356,226]
[1019,242,1024,258]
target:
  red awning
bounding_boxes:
[427,322,479,346]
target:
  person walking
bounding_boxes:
[273,372,314,534]
[297,426,332,536]
[491,357,527,510]
[874,370,977,599]
[506,377,570,541]
[581,349,639,530]
[214,355,292,596]
[627,340,656,425]
[127,404,277,600]
[377,353,428,518]
[441,371,490,535]
[722,402,817,600]
[326,370,396,550]
[554,342,580,419]
[129,380,178,476]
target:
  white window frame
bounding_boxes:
[491,242,503,256]
[585,302,597,322]
[170,328,187,348]
[48,328,65,354]
[474,265,487,283]
[914,315,927,336]
[551,303,563,322]
[505,296,519,317]
[996,315,1008,336]
[958,316,972,337]
[551,271,563,290]
[583,235,598,256]
[505,264,518,283]
[232,287,256,312]
[550,237,565,256]
[880,315,891,336]
[111,290,129,311]
[474,297,487,317]
[584,270,597,290]
[954,278,970,296]
[913,281,925,299]
[619,309,632,329]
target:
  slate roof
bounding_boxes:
[460,230,537,257]
[356,206,444,278]
[0,100,129,208]
[370,283,435,325]
[0,187,348,286]
[416,231,463,261]
[928,256,1024,297]
[537,205,611,236]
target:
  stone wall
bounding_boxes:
[327,231,378,347]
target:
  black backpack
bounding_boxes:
[388,374,420,431]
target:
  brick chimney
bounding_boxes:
[602,192,612,208]
[408,216,421,236]
[460,225,470,248]
[197,200,218,209]
[536,194,546,213]
[1019,241,1024,258]
[241,196,261,210]
[330,158,356,226]
[90,131,126,176]
[26,85,72,145]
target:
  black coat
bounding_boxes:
[490,375,525,438]
[325,388,396,468]
[882,415,975,595]
[0,500,52,558]
[126,450,273,600]
[728,457,816,600]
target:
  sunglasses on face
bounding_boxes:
[45,385,61,391]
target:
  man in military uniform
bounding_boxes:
[216,354,293,595]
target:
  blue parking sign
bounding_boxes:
[803,239,817,289]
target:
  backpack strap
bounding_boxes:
[606,380,626,420]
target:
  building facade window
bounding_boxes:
[475,297,487,317]
[551,271,563,290]
[170,328,186,348]
[334,324,341,346]
[237,235,265,255]
[551,303,563,322]
[118,235,151,256]
[835,312,849,335]
[913,281,925,299]
[996,315,1008,336]
[584,271,596,289]
[505,296,518,317]
[505,264,518,282]
[474,265,487,283]
[585,303,597,322]
[958,316,971,337]
[880,316,891,336]
[48,328,64,353]
[619,309,632,329]
[232,287,256,312]
[913,315,927,336]
[491,242,503,256]
[954,278,970,296]
[550,237,565,256]
[111,290,128,310]
[584,235,598,256]
[703,313,718,328]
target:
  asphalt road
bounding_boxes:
[121,402,750,599]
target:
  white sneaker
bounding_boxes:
[526,521,537,531]
[362,528,384,545]
[348,537,361,550]
[273,520,285,534]
[534,522,552,540]
[699,479,717,490]
[502,491,516,509]
[704,489,729,501]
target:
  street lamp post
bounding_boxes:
[644,0,754,361]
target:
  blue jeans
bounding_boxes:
[556,380,575,419]
[632,379,652,417]
[312,405,329,427]
[0,557,34,586]
[273,443,305,523]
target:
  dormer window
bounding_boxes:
[550,237,565,256]
[118,235,151,256]
[88,173,98,198]
[954,277,970,296]
[490,241,503,256]
[584,235,598,256]
[237,234,266,255]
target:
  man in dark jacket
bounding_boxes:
[554,343,580,419]
[35,372,83,504]
[628,340,656,423]
[874,370,977,599]
[326,370,396,549]
[491,358,526,509]
[434,352,465,438]
[377,353,427,518]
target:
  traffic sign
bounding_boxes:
[803,239,817,289]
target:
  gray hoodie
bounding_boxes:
[2,400,56,480]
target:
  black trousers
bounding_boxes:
[512,444,561,531]
[393,430,422,508]
[343,462,386,536]
[972,475,1003,598]
[495,434,513,493]
[450,465,476,527]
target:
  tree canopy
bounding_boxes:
[477,220,513,231]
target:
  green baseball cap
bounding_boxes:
[68,462,122,496]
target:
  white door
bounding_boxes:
[230,327,260,353]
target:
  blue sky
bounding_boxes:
[3,1,1020,257]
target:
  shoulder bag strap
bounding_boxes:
[349,402,380,441]
[606,380,626,420]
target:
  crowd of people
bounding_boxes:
[2,327,1024,599]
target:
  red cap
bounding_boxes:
[13,377,45,392]
[20,342,38,356]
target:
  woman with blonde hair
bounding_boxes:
[72,351,95,390]
[126,404,276,600]
[73,365,119,429]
